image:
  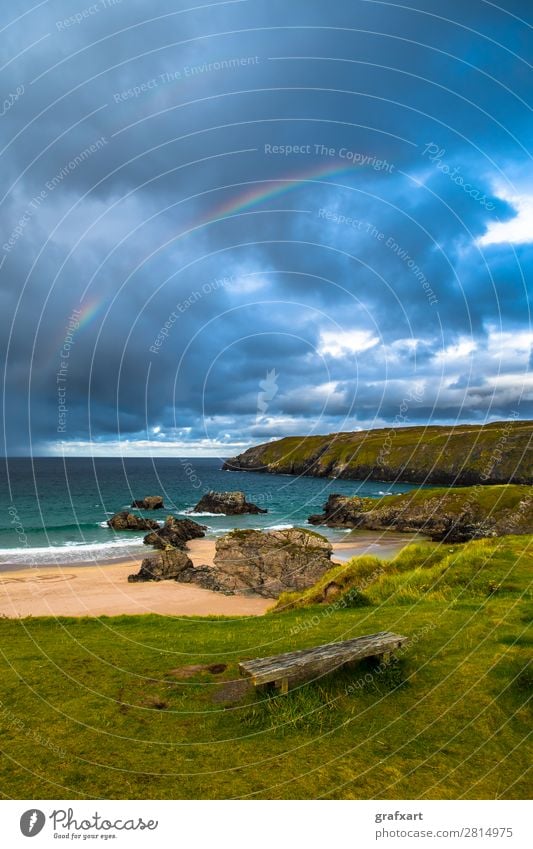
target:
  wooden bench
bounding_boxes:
[239,631,408,693]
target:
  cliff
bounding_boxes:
[223,421,533,485]
[308,484,533,542]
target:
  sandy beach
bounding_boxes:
[0,532,417,619]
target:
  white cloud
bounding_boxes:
[486,328,533,360]
[47,438,248,457]
[435,338,477,361]
[478,186,533,246]
[318,329,380,358]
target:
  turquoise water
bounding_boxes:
[0,457,422,568]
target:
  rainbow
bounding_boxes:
[204,159,360,223]
[75,297,101,330]
[75,157,369,330]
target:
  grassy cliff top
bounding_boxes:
[225,420,533,484]
[346,483,533,516]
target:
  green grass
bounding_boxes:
[352,483,532,517]
[0,535,531,799]
[275,535,533,610]
[228,421,533,484]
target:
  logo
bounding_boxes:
[256,368,279,422]
[20,809,46,837]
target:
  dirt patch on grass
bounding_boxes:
[169,663,228,679]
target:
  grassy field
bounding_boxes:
[0,535,531,800]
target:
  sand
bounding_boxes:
[0,532,417,619]
[0,538,268,619]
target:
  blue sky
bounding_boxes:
[1,0,531,456]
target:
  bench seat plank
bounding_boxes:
[239,631,408,688]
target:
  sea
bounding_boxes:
[0,457,423,569]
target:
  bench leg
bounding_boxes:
[275,677,289,695]
[373,651,392,665]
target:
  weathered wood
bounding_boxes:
[239,631,408,690]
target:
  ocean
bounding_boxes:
[0,457,422,569]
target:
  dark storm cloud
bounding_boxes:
[0,0,531,454]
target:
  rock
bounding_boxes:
[131,496,164,510]
[128,548,193,582]
[176,563,234,594]
[143,515,207,550]
[307,486,533,543]
[309,495,369,528]
[107,511,161,531]
[176,527,332,598]
[192,490,267,515]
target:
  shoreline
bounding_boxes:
[0,531,419,619]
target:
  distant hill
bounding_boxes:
[223,421,533,485]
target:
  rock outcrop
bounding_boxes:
[128,548,193,582]
[223,421,533,485]
[131,496,164,510]
[308,485,533,543]
[107,511,160,531]
[177,528,333,598]
[143,515,207,550]
[192,490,267,515]
[176,564,232,594]
[309,495,369,528]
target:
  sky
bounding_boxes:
[0,0,531,456]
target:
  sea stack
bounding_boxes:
[192,490,267,515]
[131,496,165,510]
[107,511,161,531]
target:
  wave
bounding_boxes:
[0,521,110,535]
[264,523,294,531]
[0,536,147,566]
[177,509,220,517]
